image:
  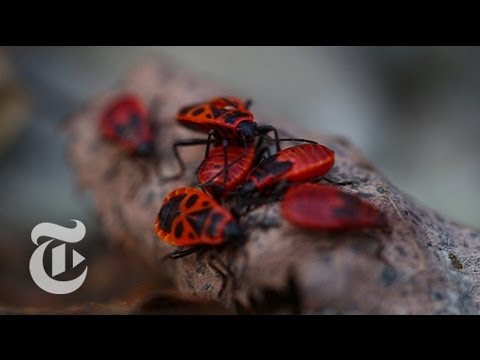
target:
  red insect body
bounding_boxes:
[176,97,255,141]
[100,94,154,155]
[240,144,335,195]
[281,183,386,230]
[154,187,244,247]
[197,144,256,198]
[171,96,319,185]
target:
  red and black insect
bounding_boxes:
[154,187,244,259]
[100,94,154,156]
[168,96,316,180]
[155,187,245,298]
[281,183,386,230]
[196,144,257,199]
[237,144,336,198]
[177,97,255,141]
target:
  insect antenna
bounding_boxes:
[256,133,318,145]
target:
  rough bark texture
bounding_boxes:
[64,60,480,315]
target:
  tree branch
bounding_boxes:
[64,60,480,314]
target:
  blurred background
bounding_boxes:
[1,46,479,311]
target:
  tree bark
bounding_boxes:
[64,60,480,314]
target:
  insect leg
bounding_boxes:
[236,179,290,215]
[207,250,236,300]
[320,176,356,187]
[164,138,214,181]
[195,131,215,187]
[167,246,207,260]
[256,125,281,151]
[204,130,215,158]
[252,137,271,166]
[254,146,271,165]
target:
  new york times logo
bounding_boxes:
[29,220,88,294]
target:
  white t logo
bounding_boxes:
[29,220,88,294]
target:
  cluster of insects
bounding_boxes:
[100,94,387,296]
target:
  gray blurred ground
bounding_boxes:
[1,46,479,233]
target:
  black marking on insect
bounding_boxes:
[159,194,186,232]
[206,213,224,237]
[175,222,185,238]
[179,104,198,115]
[192,107,205,116]
[332,192,362,220]
[186,208,212,235]
[211,106,227,118]
[249,156,293,183]
[185,194,199,208]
